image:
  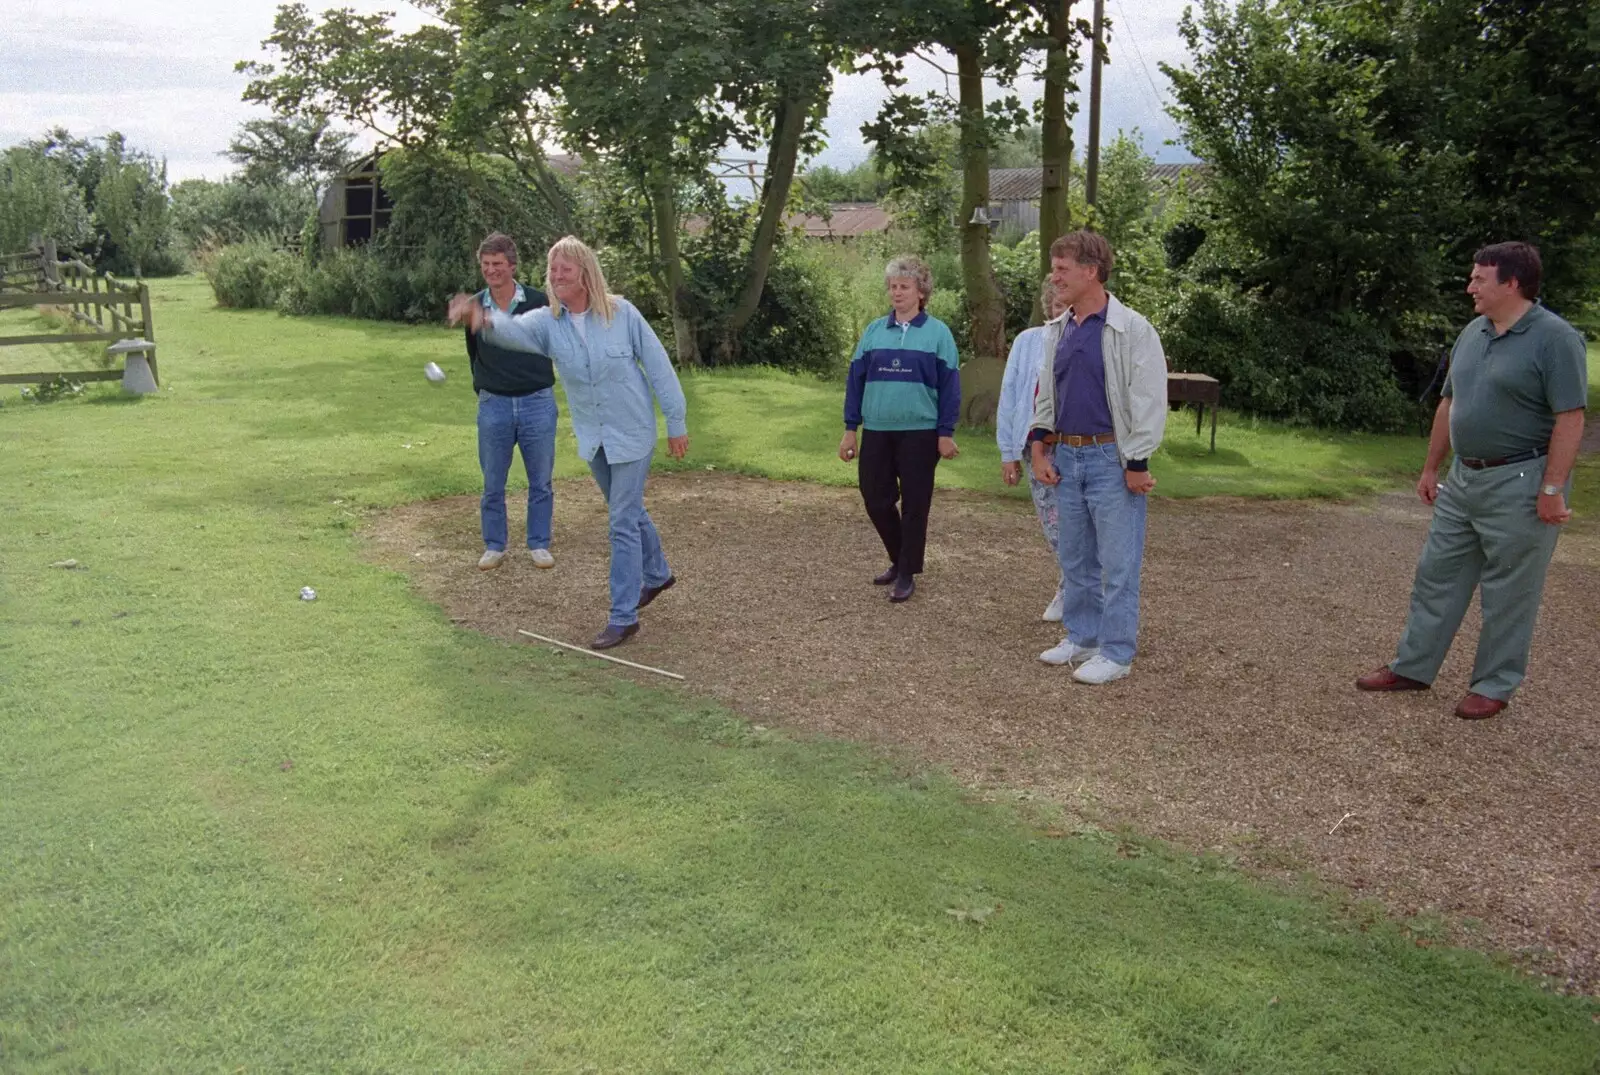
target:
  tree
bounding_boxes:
[1412,0,1600,312]
[238,2,573,233]
[799,159,890,204]
[452,0,866,364]
[1027,0,1090,296]
[864,0,1031,390]
[224,114,354,192]
[94,133,171,278]
[1165,0,1600,351]
[0,144,93,253]
[170,178,313,248]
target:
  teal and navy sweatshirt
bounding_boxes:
[466,284,552,396]
[843,309,962,436]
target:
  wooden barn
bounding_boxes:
[317,152,393,249]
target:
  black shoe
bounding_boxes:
[591,623,639,650]
[639,575,676,609]
[873,565,899,585]
[889,576,915,603]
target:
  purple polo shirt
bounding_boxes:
[1052,309,1113,435]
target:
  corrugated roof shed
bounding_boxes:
[786,202,893,238]
[988,162,1209,201]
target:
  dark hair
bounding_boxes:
[1049,230,1114,283]
[477,232,518,266]
[1473,241,1541,300]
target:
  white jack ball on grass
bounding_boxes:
[424,362,446,384]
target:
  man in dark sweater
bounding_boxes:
[466,233,558,570]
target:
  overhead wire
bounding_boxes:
[1110,0,1171,117]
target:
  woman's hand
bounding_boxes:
[667,435,689,460]
[938,436,959,460]
[1001,461,1022,486]
[447,294,483,330]
[839,430,857,462]
[1030,443,1059,486]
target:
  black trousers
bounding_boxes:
[857,427,940,577]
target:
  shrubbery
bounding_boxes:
[1153,281,1413,431]
[202,239,298,310]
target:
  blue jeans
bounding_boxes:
[1052,442,1148,665]
[477,388,557,552]
[587,446,672,627]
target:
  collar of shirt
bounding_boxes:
[1478,302,1544,337]
[887,308,929,328]
[482,282,527,310]
[1067,306,1106,330]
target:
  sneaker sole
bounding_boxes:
[1072,668,1130,685]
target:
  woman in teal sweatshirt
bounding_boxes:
[838,255,961,604]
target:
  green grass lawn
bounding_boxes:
[2,277,1597,1071]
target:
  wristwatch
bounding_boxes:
[1541,484,1561,496]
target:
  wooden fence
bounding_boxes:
[0,239,158,386]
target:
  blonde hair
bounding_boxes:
[884,255,933,307]
[546,235,616,322]
[1039,277,1066,318]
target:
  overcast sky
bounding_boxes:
[1,0,1197,182]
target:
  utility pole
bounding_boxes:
[1085,0,1105,207]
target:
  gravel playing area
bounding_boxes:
[366,472,1600,993]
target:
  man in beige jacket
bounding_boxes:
[1028,231,1168,684]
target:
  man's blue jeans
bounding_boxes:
[587,446,672,627]
[1052,442,1149,666]
[477,388,557,552]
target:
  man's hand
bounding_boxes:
[937,436,959,460]
[1030,442,1059,486]
[1001,461,1022,486]
[839,430,858,462]
[1416,467,1440,505]
[667,435,689,460]
[1124,469,1156,495]
[447,293,484,331]
[1538,490,1572,526]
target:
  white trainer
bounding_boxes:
[478,549,505,571]
[1072,654,1131,685]
[1042,591,1065,622]
[1039,638,1099,666]
[529,548,555,569]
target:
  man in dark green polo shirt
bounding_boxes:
[465,233,557,571]
[1357,242,1588,719]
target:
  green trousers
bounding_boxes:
[1390,458,1563,700]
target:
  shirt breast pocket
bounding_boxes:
[601,346,638,381]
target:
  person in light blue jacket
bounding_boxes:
[997,278,1068,623]
[450,236,688,651]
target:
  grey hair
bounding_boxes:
[884,255,934,305]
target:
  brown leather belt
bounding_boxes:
[1043,432,1116,447]
[1458,447,1547,470]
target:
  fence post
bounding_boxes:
[139,283,158,385]
[42,239,58,287]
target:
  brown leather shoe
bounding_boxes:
[1454,693,1508,720]
[1355,666,1430,692]
[889,576,915,603]
[591,623,639,650]
[872,565,899,586]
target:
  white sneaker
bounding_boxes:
[1072,654,1131,685]
[1039,638,1099,666]
[478,549,505,571]
[529,548,555,569]
[1042,591,1065,622]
